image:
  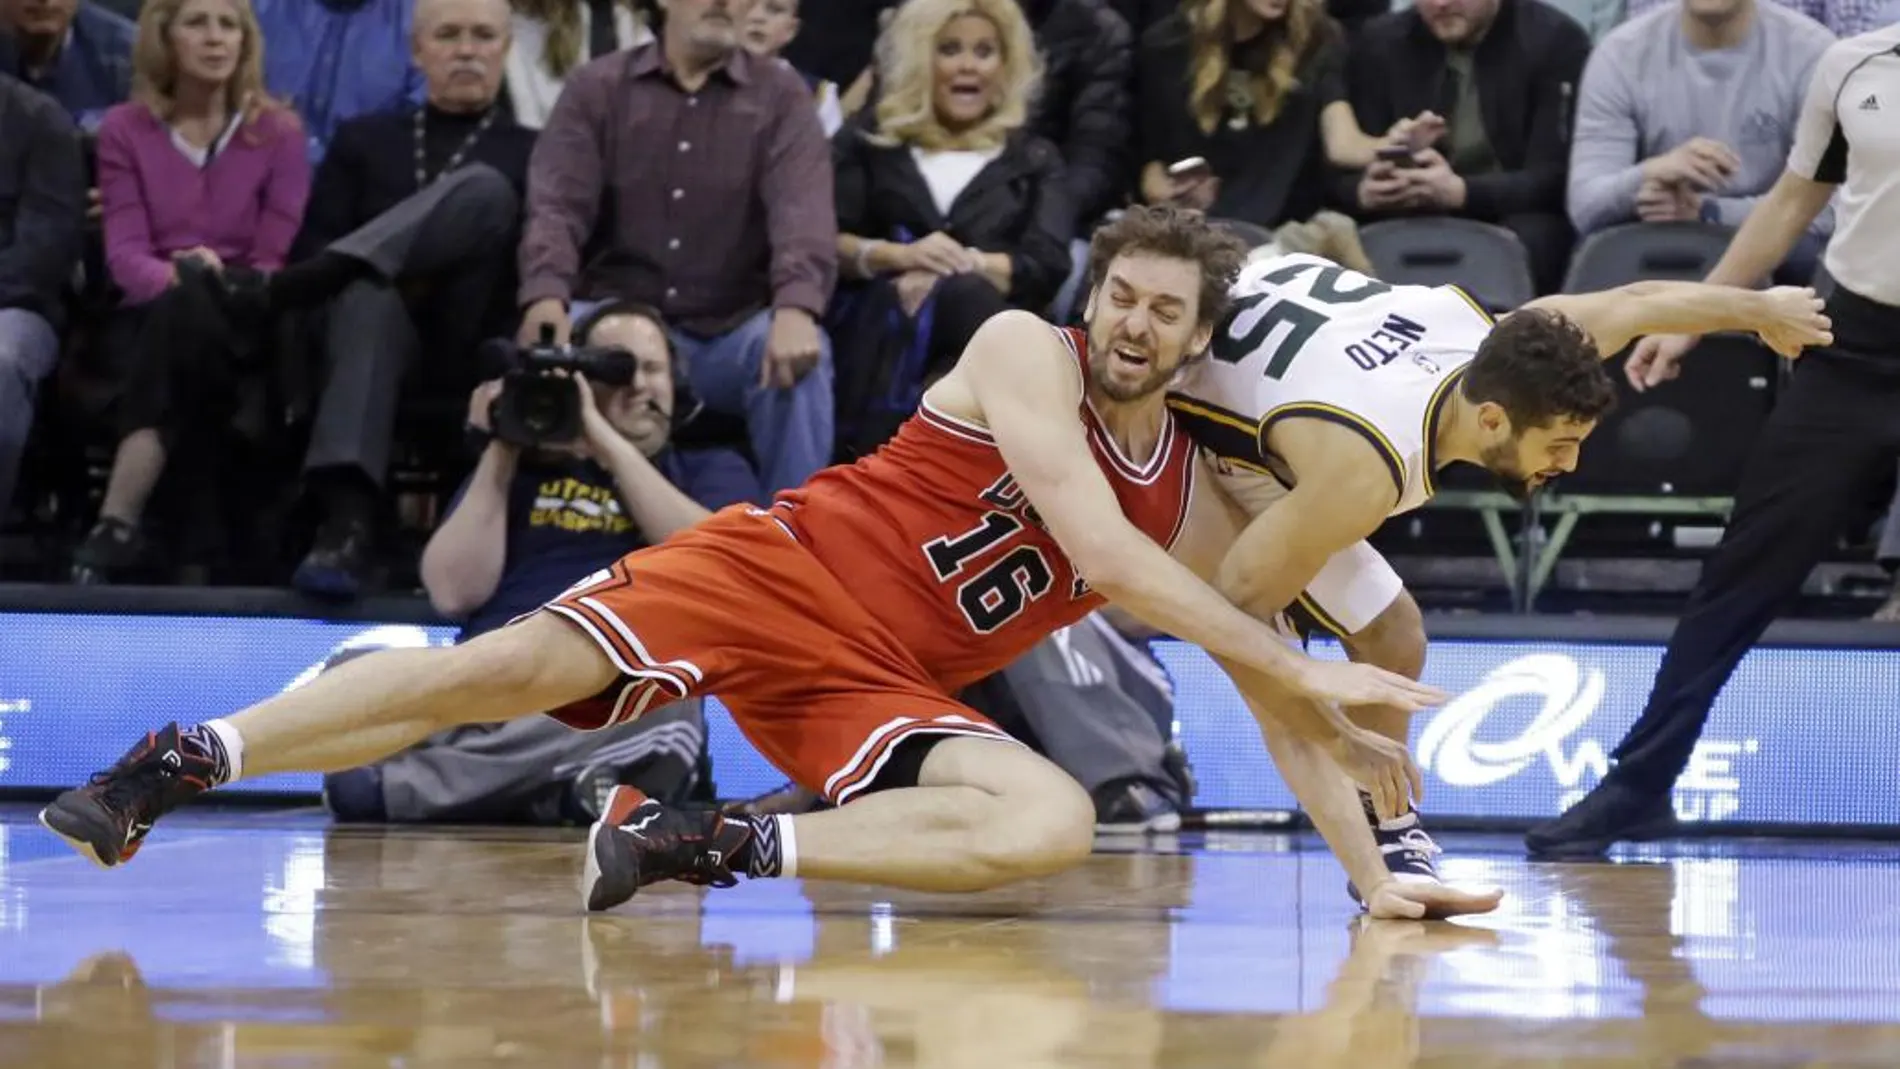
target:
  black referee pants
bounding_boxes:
[1607,284,1900,793]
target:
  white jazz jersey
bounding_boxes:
[1168,253,1496,516]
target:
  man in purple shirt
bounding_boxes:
[515,0,838,495]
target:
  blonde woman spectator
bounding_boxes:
[1137,0,1436,229]
[830,0,1074,455]
[72,0,308,583]
[503,0,649,129]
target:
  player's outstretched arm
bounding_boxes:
[1236,681,1498,917]
[1170,470,1422,820]
[1520,280,1833,360]
[1573,173,1838,391]
[1213,420,1400,624]
[958,311,1446,714]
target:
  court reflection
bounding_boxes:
[7,816,1900,1068]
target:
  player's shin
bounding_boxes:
[226,647,495,779]
[791,740,1095,893]
[585,742,1095,910]
[788,785,1071,891]
[43,615,619,868]
[1336,601,1428,817]
[230,616,618,778]
[1247,695,1392,898]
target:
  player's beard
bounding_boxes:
[1479,439,1538,502]
[1086,331,1175,403]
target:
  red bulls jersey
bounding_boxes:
[774,326,1197,692]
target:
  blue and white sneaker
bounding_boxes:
[1346,810,1444,907]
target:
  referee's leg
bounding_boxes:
[1527,355,1900,857]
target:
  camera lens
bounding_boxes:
[520,382,564,434]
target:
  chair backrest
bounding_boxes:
[1560,222,1737,292]
[1358,217,1537,313]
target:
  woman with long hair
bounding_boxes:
[72,0,309,583]
[503,0,649,129]
[829,0,1074,457]
[1137,0,1437,226]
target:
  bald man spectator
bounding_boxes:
[272,0,537,598]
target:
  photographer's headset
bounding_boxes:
[570,299,705,432]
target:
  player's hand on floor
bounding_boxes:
[1363,878,1505,920]
[1329,727,1423,821]
[1294,659,1448,713]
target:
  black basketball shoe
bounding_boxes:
[582,787,758,912]
[1347,810,1444,907]
[39,723,218,867]
[1524,779,1678,859]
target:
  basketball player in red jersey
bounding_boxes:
[41,207,1478,919]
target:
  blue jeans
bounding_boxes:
[0,308,59,518]
[573,301,834,495]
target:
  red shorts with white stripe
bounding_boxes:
[532,504,1019,806]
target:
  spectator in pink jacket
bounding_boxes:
[71,0,309,584]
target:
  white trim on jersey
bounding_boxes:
[1161,447,1196,551]
[1083,396,1177,486]
[918,399,997,444]
[577,595,706,685]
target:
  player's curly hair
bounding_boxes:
[1463,308,1619,430]
[1085,205,1249,326]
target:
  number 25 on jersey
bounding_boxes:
[1211,259,1393,378]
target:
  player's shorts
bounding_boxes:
[528,505,1021,806]
[1216,467,1404,638]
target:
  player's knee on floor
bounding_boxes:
[914,737,1095,882]
[1343,592,1426,678]
[980,772,1095,880]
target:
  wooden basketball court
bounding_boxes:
[2,806,1895,1067]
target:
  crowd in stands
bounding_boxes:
[0,0,1872,594]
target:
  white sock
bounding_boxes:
[775,814,799,878]
[202,718,245,784]
[1378,812,1421,833]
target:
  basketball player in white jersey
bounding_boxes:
[1166,251,1834,893]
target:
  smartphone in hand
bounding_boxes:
[1374,144,1420,169]
[1168,156,1213,180]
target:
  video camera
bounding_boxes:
[485,326,636,448]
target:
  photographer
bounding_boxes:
[321,302,763,825]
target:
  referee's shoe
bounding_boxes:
[1525,778,1679,859]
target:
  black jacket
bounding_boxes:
[782,0,896,87]
[834,123,1077,312]
[290,104,538,261]
[1333,0,1591,222]
[0,72,85,328]
[1020,0,1135,223]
